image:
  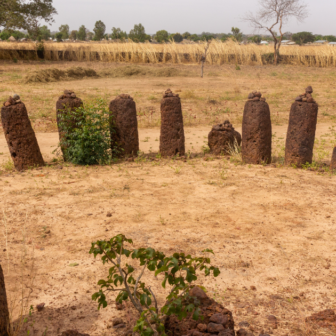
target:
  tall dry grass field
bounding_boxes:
[1,40,336,66]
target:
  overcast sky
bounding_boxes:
[48,0,336,35]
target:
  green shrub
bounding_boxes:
[58,99,118,165]
[90,234,220,336]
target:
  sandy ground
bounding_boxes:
[1,132,336,336]
[0,124,333,165]
[1,62,336,336]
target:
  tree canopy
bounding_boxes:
[231,27,243,42]
[0,0,56,34]
[155,30,169,43]
[93,20,106,41]
[59,24,69,39]
[292,31,315,45]
[77,25,86,41]
[129,23,150,42]
[172,33,183,42]
[111,27,127,40]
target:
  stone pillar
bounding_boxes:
[56,90,83,160]
[160,89,185,156]
[208,120,241,155]
[285,86,318,166]
[242,91,272,164]
[1,95,44,171]
[0,264,9,336]
[109,94,139,157]
[330,147,336,171]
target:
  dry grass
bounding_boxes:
[1,61,336,132]
[1,40,336,67]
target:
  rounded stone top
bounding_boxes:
[212,120,235,132]
[59,90,77,100]
[294,86,316,103]
[3,95,21,107]
[163,88,179,98]
[306,86,313,94]
[247,91,266,102]
[116,94,133,100]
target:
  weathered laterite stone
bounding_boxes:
[160,89,185,156]
[330,147,336,171]
[56,90,83,160]
[285,90,318,166]
[1,98,44,171]
[208,120,241,155]
[0,264,10,336]
[242,98,272,164]
[165,287,235,336]
[109,94,139,157]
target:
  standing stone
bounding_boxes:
[0,264,9,336]
[56,90,83,160]
[160,89,185,156]
[330,147,336,171]
[1,96,44,171]
[285,87,318,166]
[208,120,241,155]
[242,92,272,164]
[109,94,139,157]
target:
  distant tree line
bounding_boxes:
[1,18,335,45]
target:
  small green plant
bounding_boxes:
[2,159,14,171]
[58,99,118,165]
[170,165,182,174]
[201,145,210,156]
[13,57,18,63]
[90,234,220,336]
[235,64,241,71]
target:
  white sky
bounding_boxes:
[48,0,336,35]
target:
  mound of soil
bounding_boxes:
[164,287,235,336]
[306,309,336,333]
[100,65,191,78]
[23,67,98,83]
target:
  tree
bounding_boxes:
[0,29,26,40]
[0,0,56,34]
[129,23,150,43]
[55,32,62,42]
[77,25,86,41]
[86,31,94,41]
[155,29,169,43]
[244,0,308,64]
[93,20,105,41]
[182,31,191,39]
[231,27,243,42]
[59,24,69,39]
[189,34,200,42]
[249,35,262,44]
[172,33,183,42]
[39,24,50,40]
[324,35,336,42]
[69,30,77,40]
[111,27,127,40]
[292,31,314,45]
[201,34,214,41]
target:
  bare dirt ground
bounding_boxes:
[0,61,336,336]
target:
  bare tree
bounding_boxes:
[244,0,308,64]
[200,41,210,78]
